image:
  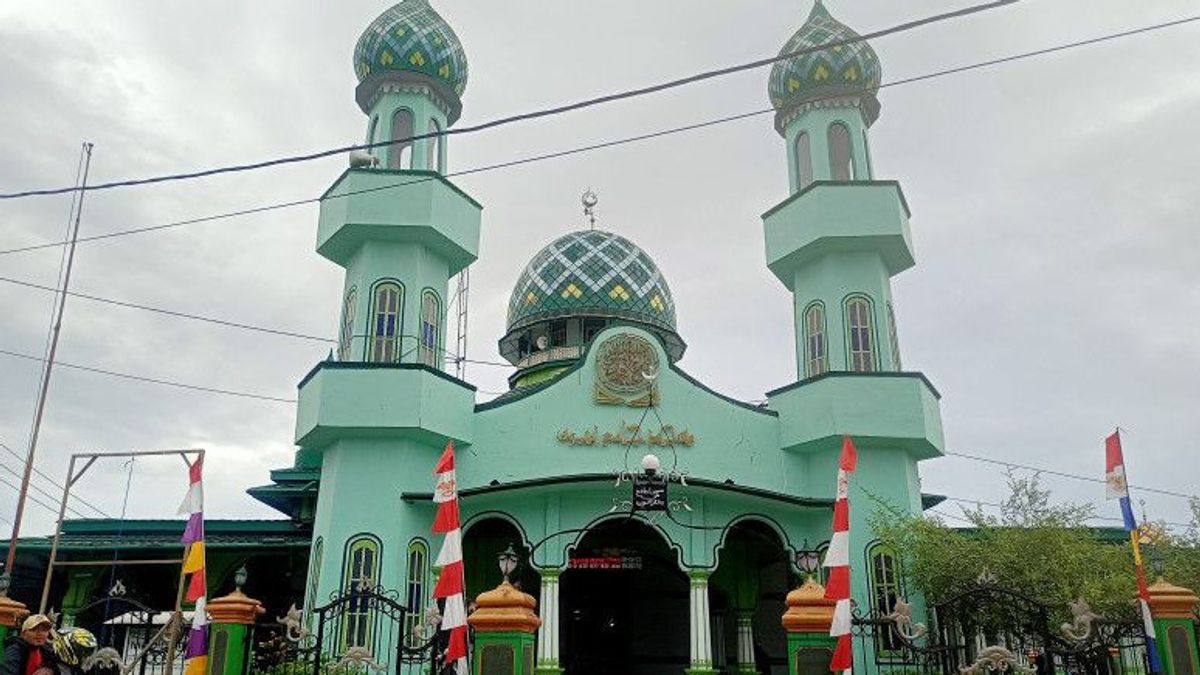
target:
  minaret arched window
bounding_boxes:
[886,302,901,371]
[867,544,904,654]
[828,122,854,181]
[845,295,876,372]
[419,290,441,368]
[427,119,442,172]
[403,539,430,647]
[370,281,403,363]
[338,287,357,361]
[367,116,379,145]
[342,535,381,650]
[803,302,827,378]
[389,108,414,170]
[795,131,814,189]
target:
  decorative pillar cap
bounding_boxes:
[207,589,266,625]
[0,594,29,629]
[467,580,541,634]
[782,577,835,633]
[1146,577,1199,620]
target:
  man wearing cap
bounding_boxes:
[1,614,57,675]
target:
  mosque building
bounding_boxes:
[9,2,947,674]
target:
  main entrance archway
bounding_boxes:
[559,518,689,675]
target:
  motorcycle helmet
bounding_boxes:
[51,627,98,666]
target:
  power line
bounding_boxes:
[0,0,1025,200]
[0,275,335,344]
[0,474,61,517]
[0,348,296,404]
[939,495,1194,529]
[0,459,88,520]
[0,440,110,518]
[2,15,1196,257]
[943,450,1197,501]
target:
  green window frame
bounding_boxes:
[844,295,877,372]
[338,288,357,362]
[342,535,381,650]
[419,289,441,368]
[886,302,901,371]
[867,544,905,655]
[403,539,430,647]
[803,302,827,378]
[370,280,404,363]
[306,537,324,616]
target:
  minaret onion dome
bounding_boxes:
[768,1,882,134]
[500,230,685,384]
[353,0,469,125]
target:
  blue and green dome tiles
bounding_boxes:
[354,0,468,105]
[507,230,678,334]
[769,1,882,130]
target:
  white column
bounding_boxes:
[689,571,715,673]
[735,610,756,674]
[536,569,562,673]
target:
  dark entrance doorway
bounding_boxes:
[560,518,689,675]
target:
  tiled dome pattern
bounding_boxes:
[768,2,881,117]
[507,230,677,333]
[354,0,468,99]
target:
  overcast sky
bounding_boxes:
[0,0,1197,540]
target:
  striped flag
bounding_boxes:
[177,458,208,675]
[824,436,858,674]
[1105,431,1162,674]
[432,442,468,675]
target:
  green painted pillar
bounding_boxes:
[686,570,719,675]
[533,568,563,675]
[782,578,837,675]
[468,580,541,675]
[1147,579,1200,675]
[205,589,264,675]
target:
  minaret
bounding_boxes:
[319,0,479,368]
[295,0,479,606]
[763,1,910,379]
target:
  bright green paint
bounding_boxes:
[783,107,873,190]
[473,631,537,675]
[1155,617,1200,675]
[207,623,249,675]
[788,631,837,675]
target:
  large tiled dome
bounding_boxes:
[353,0,469,112]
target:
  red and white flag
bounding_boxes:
[432,442,468,675]
[824,436,858,675]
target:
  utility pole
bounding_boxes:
[4,142,94,582]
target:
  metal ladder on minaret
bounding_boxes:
[450,267,470,379]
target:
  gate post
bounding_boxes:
[205,586,265,675]
[781,578,836,675]
[1146,578,1199,675]
[468,579,541,675]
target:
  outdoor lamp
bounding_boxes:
[1149,545,1166,579]
[498,544,520,582]
[235,565,249,591]
[795,542,821,579]
[641,453,661,476]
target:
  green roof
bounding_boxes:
[3,519,310,552]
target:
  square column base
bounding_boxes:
[685,668,720,675]
[534,666,564,675]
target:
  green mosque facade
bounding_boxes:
[295,1,941,672]
[10,2,949,674]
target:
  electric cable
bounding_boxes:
[942,450,1196,500]
[0,0,1026,200]
[938,495,1194,529]
[0,440,110,518]
[0,348,297,404]
[2,15,1195,255]
[0,459,89,520]
[0,474,61,516]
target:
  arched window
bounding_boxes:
[803,303,827,378]
[389,109,414,169]
[403,539,429,647]
[427,119,441,172]
[370,281,403,363]
[862,128,874,178]
[868,545,904,653]
[343,535,381,650]
[828,122,854,181]
[795,132,814,189]
[845,296,875,372]
[419,290,440,368]
[338,288,357,361]
[367,116,379,145]
[306,537,324,617]
[886,302,901,371]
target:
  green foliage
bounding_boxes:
[869,472,1200,622]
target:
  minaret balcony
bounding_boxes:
[766,371,944,459]
[763,180,915,290]
[316,168,482,272]
[295,361,475,449]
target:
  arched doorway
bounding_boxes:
[711,520,797,675]
[559,518,689,675]
[462,516,540,604]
